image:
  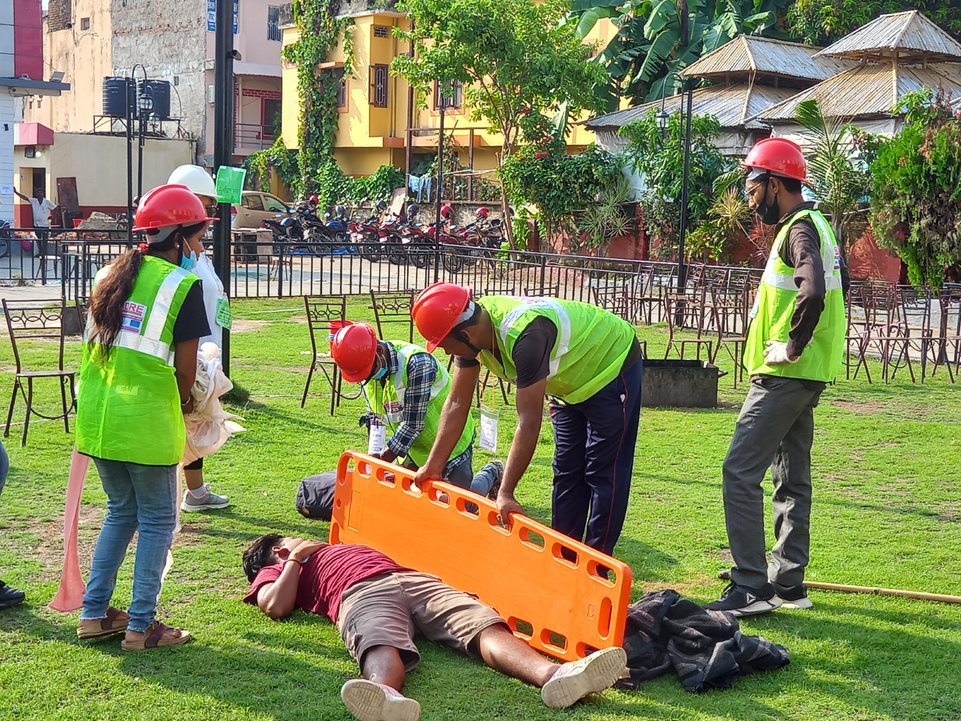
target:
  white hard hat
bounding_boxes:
[167,164,217,200]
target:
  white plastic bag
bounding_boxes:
[183,342,245,465]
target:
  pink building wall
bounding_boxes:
[13,0,43,80]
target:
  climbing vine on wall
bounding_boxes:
[278,0,354,202]
[245,136,299,193]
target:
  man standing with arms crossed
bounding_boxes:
[706,138,846,616]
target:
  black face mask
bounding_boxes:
[755,180,781,226]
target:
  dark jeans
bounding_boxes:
[550,358,643,555]
[723,375,825,591]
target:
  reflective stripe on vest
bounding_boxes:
[478,296,636,404]
[362,341,474,467]
[498,299,571,378]
[759,214,844,293]
[84,265,192,366]
[745,209,846,382]
[394,344,447,400]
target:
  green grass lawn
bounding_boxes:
[1,296,960,721]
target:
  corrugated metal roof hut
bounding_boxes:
[586,36,847,156]
[757,11,961,142]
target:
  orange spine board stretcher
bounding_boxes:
[331,451,632,662]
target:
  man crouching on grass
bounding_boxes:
[243,535,626,721]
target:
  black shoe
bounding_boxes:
[0,580,25,609]
[704,582,781,617]
[775,584,813,610]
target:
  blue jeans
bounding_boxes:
[550,358,643,555]
[81,458,178,633]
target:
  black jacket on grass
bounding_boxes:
[617,590,790,693]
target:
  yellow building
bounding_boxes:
[279,7,616,182]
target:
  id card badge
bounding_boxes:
[215,296,233,330]
[479,405,499,453]
[367,417,387,455]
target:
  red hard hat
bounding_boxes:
[412,282,471,352]
[133,184,217,231]
[440,204,453,219]
[476,206,490,219]
[331,322,379,382]
[742,137,807,182]
[308,194,319,204]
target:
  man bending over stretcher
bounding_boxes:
[243,536,626,721]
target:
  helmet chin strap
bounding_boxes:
[455,330,482,355]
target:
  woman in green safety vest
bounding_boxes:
[75,184,215,651]
[330,322,503,498]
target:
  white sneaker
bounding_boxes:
[181,484,230,512]
[541,647,627,709]
[341,679,421,721]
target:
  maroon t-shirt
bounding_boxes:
[243,544,410,622]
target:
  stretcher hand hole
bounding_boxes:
[519,527,545,551]
[541,629,569,654]
[509,617,534,640]
[455,497,481,518]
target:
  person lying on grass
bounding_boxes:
[243,535,626,721]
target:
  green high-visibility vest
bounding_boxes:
[744,209,846,382]
[362,342,475,467]
[76,255,199,466]
[477,296,638,404]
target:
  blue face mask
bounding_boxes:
[369,366,388,382]
[180,245,198,272]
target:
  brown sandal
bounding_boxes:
[77,607,129,640]
[121,621,192,652]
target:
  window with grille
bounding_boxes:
[373,25,390,38]
[435,80,464,109]
[371,65,389,107]
[268,6,282,42]
[80,17,91,31]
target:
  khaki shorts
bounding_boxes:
[337,571,505,671]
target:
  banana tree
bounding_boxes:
[571,0,794,108]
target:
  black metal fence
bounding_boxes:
[44,237,761,317]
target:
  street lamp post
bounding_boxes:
[433,84,448,283]
[676,80,693,296]
[213,0,236,374]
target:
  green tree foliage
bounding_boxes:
[789,0,961,45]
[794,98,869,253]
[870,91,961,289]
[686,187,753,263]
[245,137,300,194]
[571,0,794,107]
[619,109,733,259]
[392,0,606,160]
[501,137,630,251]
[280,0,354,198]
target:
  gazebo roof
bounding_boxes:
[587,83,798,132]
[814,11,961,63]
[756,62,961,123]
[682,35,849,83]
